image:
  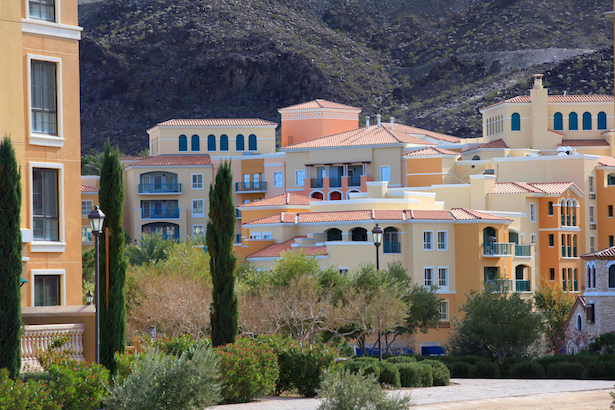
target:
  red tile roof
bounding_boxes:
[130,155,212,167]
[120,156,149,161]
[484,94,614,109]
[391,123,461,143]
[239,193,319,208]
[549,129,566,136]
[278,99,361,112]
[489,181,582,195]
[81,185,99,193]
[464,139,509,153]
[582,246,615,259]
[248,237,328,258]
[403,147,461,157]
[598,156,615,167]
[559,139,610,147]
[154,119,277,127]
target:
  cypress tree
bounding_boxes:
[207,161,238,347]
[99,140,127,373]
[0,136,22,379]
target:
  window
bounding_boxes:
[582,112,592,130]
[81,200,92,217]
[553,112,563,131]
[438,267,448,287]
[295,170,305,186]
[236,134,244,151]
[236,234,242,244]
[530,233,537,244]
[220,135,228,151]
[549,234,554,247]
[253,173,260,189]
[192,174,204,189]
[610,236,614,248]
[179,135,187,151]
[598,112,607,130]
[423,231,433,251]
[511,113,520,131]
[263,232,272,240]
[327,228,342,241]
[248,134,257,151]
[569,112,578,130]
[34,274,61,306]
[380,166,391,182]
[437,231,448,250]
[548,201,553,216]
[82,227,92,242]
[250,233,262,240]
[590,206,595,223]
[191,135,200,151]
[273,172,283,187]
[424,267,434,286]
[609,264,615,288]
[33,168,59,241]
[589,176,595,193]
[29,0,56,21]
[207,134,215,151]
[549,268,555,281]
[31,60,58,135]
[351,227,368,241]
[192,225,204,236]
[590,236,595,253]
[530,203,536,223]
[610,205,614,218]
[439,301,448,320]
[192,199,204,217]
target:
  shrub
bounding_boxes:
[216,338,278,403]
[154,334,211,358]
[397,363,420,387]
[345,360,381,380]
[0,368,60,410]
[469,360,500,378]
[587,361,615,379]
[449,361,471,378]
[422,360,450,386]
[46,360,110,410]
[387,356,417,364]
[316,369,412,410]
[546,362,586,379]
[508,361,545,379]
[105,348,221,410]
[418,363,434,386]
[458,355,488,365]
[500,356,521,378]
[378,361,401,388]
[35,333,74,371]
[588,332,615,354]
[535,355,564,372]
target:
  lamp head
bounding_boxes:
[88,206,106,233]
[372,223,383,246]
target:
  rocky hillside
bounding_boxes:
[79,0,615,154]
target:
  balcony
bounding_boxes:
[514,244,532,257]
[235,181,267,193]
[348,176,362,187]
[562,280,578,292]
[139,183,181,194]
[383,241,401,254]
[142,208,180,219]
[310,178,323,189]
[485,279,512,292]
[329,177,342,188]
[515,280,531,292]
[483,242,514,257]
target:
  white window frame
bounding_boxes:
[30,162,65,252]
[589,175,595,194]
[529,203,537,223]
[31,269,66,307]
[263,232,272,240]
[191,199,205,217]
[437,230,448,251]
[590,236,595,253]
[589,206,595,223]
[81,226,92,243]
[27,55,64,147]
[81,200,93,217]
[438,267,448,288]
[439,301,448,321]
[380,166,391,182]
[424,267,434,287]
[251,232,262,240]
[191,173,204,190]
[192,225,205,236]
[423,230,434,251]
[530,233,537,244]
[295,170,305,187]
[273,172,283,188]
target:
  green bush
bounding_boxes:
[386,356,417,364]
[344,360,381,380]
[508,361,545,379]
[458,355,488,365]
[469,361,500,378]
[418,363,434,386]
[154,334,211,358]
[587,360,615,379]
[46,360,110,410]
[422,360,450,386]
[588,332,615,354]
[216,338,278,403]
[0,368,60,410]
[316,369,412,410]
[397,363,421,387]
[499,357,521,378]
[546,362,586,379]
[105,348,221,410]
[535,355,564,372]
[449,361,471,378]
[378,361,401,388]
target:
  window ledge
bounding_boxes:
[30,241,66,253]
[30,134,65,147]
[21,18,82,40]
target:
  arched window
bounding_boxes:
[327,228,342,241]
[569,112,578,130]
[220,135,229,151]
[383,227,400,253]
[576,314,582,330]
[593,266,597,289]
[311,191,324,200]
[511,113,520,131]
[560,199,567,226]
[329,191,342,201]
[248,134,257,151]
[191,135,200,151]
[472,155,480,161]
[509,230,519,244]
[236,134,245,151]
[598,112,607,130]
[351,227,368,241]
[179,135,187,152]
[548,201,554,216]
[207,134,216,151]
[609,264,615,288]
[586,263,592,288]
[554,112,563,131]
[583,112,592,130]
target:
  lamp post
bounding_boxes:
[372,223,384,361]
[88,205,105,364]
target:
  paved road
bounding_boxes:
[217,379,615,410]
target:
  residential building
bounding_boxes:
[81,176,100,249]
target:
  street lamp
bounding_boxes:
[85,290,93,305]
[372,223,384,362]
[88,205,105,364]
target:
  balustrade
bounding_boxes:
[21,323,86,373]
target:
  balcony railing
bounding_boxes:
[235,181,267,192]
[21,323,85,373]
[310,178,323,189]
[514,244,532,257]
[483,242,514,256]
[563,280,578,292]
[485,279,512,292]
[138,183,181,194]
[142,208,180,219]
[515,280,531,292]
[329,177,342,188]
[348,176,362,187]
[383,241,401,254]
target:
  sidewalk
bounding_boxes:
[216,378,615,410]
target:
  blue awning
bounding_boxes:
[421,346,446,356]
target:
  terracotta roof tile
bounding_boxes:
[582,246,615,259]
[120,156,149,161]
[403,147,461,157]
[559,139,610,147]
[484,94,614,110]
[391,123,461,143]
[278,99,361,112]
[130,155,212,167]
[464,139,509,153]
[248,237,328,258]
[239,193,319,208]
[549,129,566,136]
[411,210,455,220]
[598,156,615,167]
[81,185,99,193]
[450,208,511,221]
[155,119,277,127]
[529,182,582,195]
[489,181,582,195]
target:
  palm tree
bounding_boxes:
[125,232,174,266]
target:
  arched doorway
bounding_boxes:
[383,227,399,253]
[483,227,497,254]
[351,227,368,241]
[326,228,342,241]
[311,191,324,200]
[329,191,342,201]
[515,265,530,292]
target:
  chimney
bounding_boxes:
[390,116,394,129]
[377,114,381,128]
[533,74,543,89]
[366,116,370,128]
